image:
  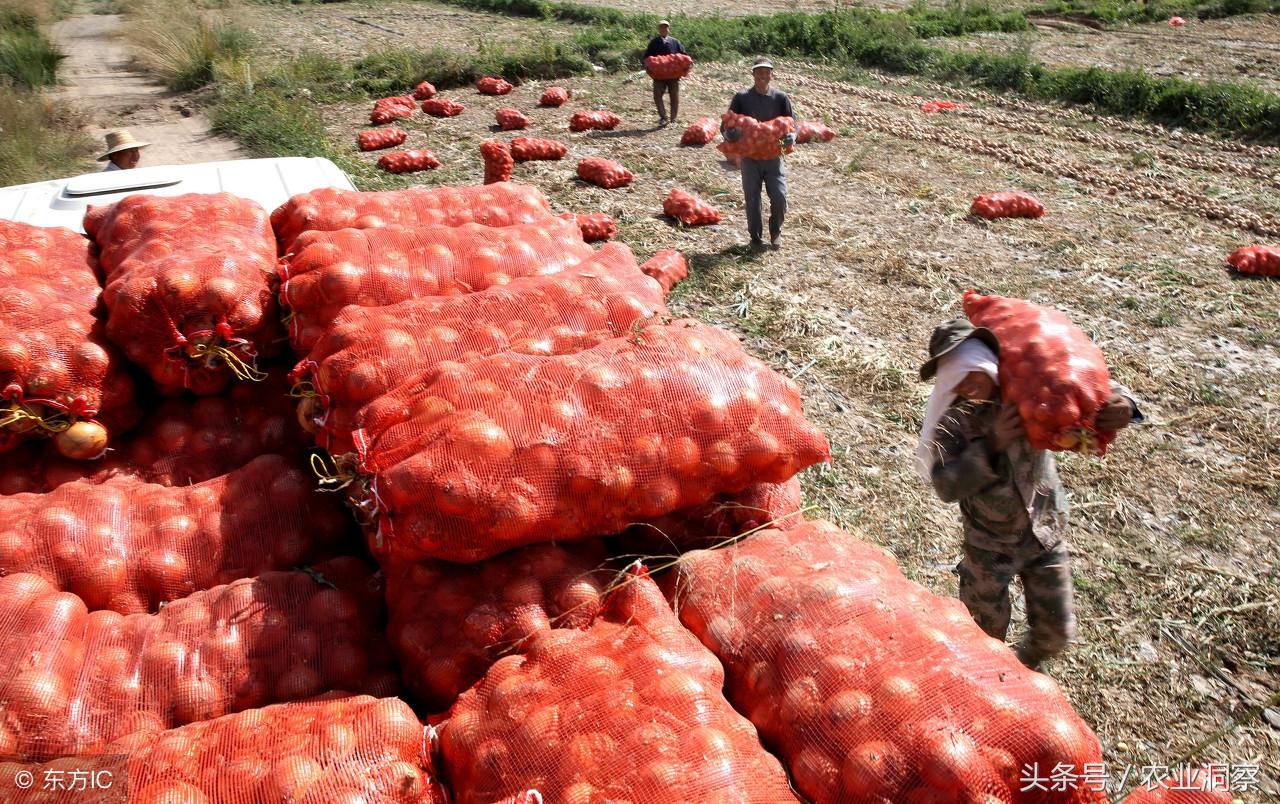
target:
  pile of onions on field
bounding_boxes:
[0,220,139,460]
[344,319,830,564]
[0,696,446,802]
[476,76,513,96]
[680,117,719,146]
[370,95,417,124]
[494,107,529,131]
[970,191,1045,220]
[565,212,617,242]
[717,112,795,162]
[643,53,694,80]
[663,188,721,227]
[480,140,514,185]
[638,249,689,293]
[569,110,621,132]
[510,137,568,162]
[964,290,1115,454]
[577,157,634,189]
[279,217,593,352]
[269,183,554,256]
[1226,244,1279,277]
[0,454,352,614]
[376,150,442,174]
[357,128,408,152]
[384,541,611,712]
[291,247,665,454]
[437,568,799,803]
[421,98,466,117]
[85,193,283,396]
[0,559,397,758]
[664,521,1106,803]
[538,86,570,107]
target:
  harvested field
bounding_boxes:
[941,13,1280,96]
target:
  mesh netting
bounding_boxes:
[0,221,138,458]
[615,477,803,556]
[357,128,407,152]
[495,108,529,131]
[293,245,665,455]
[569,111,620,132]
[576,157,633,189]
[481,141,514,185]
[963,290,1113,455]
[565,212,617,243]
[477,77,513,95]
[0,558,397,759]
[795,121,837,144]
[664,189,721,227]
[717,113,796,162]
[0,368,307,495]
[421,98,466,118]
[510,138,567,163]
[643,54,694,80]
[413,81,437,100]
[437,569,798,803]
[680,117,719,147]
[347,320,830,563]
[0,454,353,614]
[269,183,553,256]
[0,695,445,803]
[385,541,610,713]
[370,95,417,124]
[377,150,442,175]
[1226,244,1279,277]
[538,87,569,107]
[664,520,1106,804]
[279,218,593,353]
[970,192,1046,220]
[639,249,688,294]
[83,193,282,396]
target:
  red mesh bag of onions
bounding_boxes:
[664,520,1106,804]
[0,221,138,460]
[270,183,554,256]
[292,245,665,454]
[385,540,611,713]
[0,558,397,759]
[0,454,353,614]
[83,193,282,396]
[342,320,830,564]
[639,249,688,294]
[615,477,802,556]
[0,695,446,802]
[437,567,798,803]
[279,216,592,353]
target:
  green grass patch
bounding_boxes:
[0,3,65,89]
[1028,0,1280,24]
[352,39,592,96]
[0,85,94,185]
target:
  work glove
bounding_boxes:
[723,128,742,142]
[782,133,796,147]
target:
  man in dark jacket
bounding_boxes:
[644,20,687,126]
[721,59,796,249]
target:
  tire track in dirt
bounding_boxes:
[692,73,1280,238]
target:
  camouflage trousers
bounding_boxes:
[956,533,1076,669]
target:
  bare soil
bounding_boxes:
[940,13,1280,96]
[50,13,241,167]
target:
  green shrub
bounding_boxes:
[0,26,64,89]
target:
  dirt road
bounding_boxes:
[50,12,241,167]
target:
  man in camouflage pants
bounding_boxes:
[917,319,1141,669]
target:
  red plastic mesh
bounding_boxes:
[495,107,529,131]
[0,454,353,614]
[970,191,1046,220]
[0,695,445,802]
[480,140,514,185]
[576,157,633,189]
[385,541,610,713]
[270,183,552,256]
[538,87,569,107]
[477,76,514,95]
[680,117,719,146]
[921,99,962,113]
[643,53,694,80]
[421,97,466,117]
[616,477,802,556]
[0,221,138,458]
[963,290,1113,455]
[664,188,721,227]
[795,121,837,143]
[279,217,592,352]
[377,150,441,174]
[84,193,281,396]
[413,80,438,100]
[663,520,1106,804]
[370,95,417,124]
[717,113,795,161]
[569,110,620,132]
[565,212,616,243]
[510,137,567,162]
[357,127,407,152]
[438,569,798,804]
[0,558,397,759]
[1121,768,1234,803]
[1226,244,1279,277]
[348,320,830,563]
[639,249,688,294]
[293,245,664,454]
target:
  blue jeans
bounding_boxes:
[741,157,787,242]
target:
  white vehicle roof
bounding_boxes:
[0,157,355,233]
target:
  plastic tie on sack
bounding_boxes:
[310,452,359,492]
[187,343,269,382]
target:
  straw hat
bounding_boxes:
[97,129,151,162]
